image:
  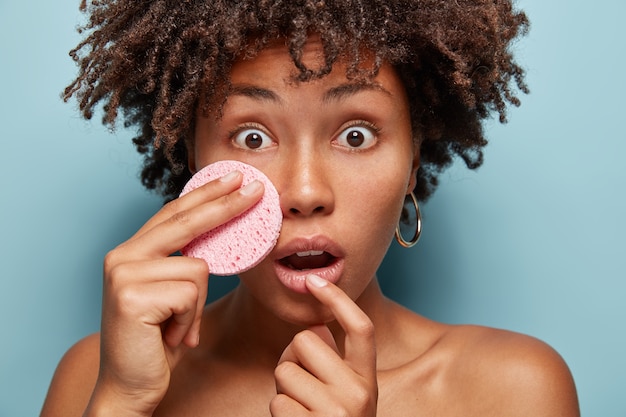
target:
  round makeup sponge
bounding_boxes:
[179,160,282,275]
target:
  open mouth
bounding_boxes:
[273,239,345,293]
[278,250,338,271]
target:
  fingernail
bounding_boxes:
[240,180,262,196]
[306,274,328,288]
[220,170,240,183]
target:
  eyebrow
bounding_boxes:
[228,84,281,102]
[322,82,392,104]
[227,81,392,104]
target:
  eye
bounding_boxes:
[335,123,378,150]
[231,127,274,150]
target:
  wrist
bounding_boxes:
[83,383,158,417]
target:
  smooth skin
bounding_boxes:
[41,38,580,417]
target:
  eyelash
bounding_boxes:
[226,119,382,150]
[334,120,382,150]
[343,120,381,135]
[227,122,267,140]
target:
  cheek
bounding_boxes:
[360,150,414,209]
[341,169,408,239]
[367,185,405,229]
[335,172,406,296]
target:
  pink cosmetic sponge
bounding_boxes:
[179,160,282,275]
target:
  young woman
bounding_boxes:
[42,1,579,416]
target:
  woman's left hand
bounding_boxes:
[271,274,378,417]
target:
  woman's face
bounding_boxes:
[191,38,418,324]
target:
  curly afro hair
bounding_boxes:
[64,0,529,203]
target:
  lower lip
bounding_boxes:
[274,258,345,294]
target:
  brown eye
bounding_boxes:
[336,125,377,149]
[245,132,263,149]
[346,130,365,147]
[233,128,274,150]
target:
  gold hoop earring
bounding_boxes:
[395,192,422,248]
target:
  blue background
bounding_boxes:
[1,1,624,415]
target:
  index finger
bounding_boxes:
[130,170,244,242]
[120,179,265,261]
[304,274,376,379]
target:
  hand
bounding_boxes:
[271,274,378,417]
[86,171,264,416]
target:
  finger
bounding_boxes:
[276,325,377,415]
[278,325,344,374]
[304,274,376,378]
[159,280,201,347]
[273,360,327,413]
[108,279,200,348]
[277,325,338,365]
[184,268,209,348]
[130,170,244,241]
[106,257,209,347]
[118,179,265,260]
[269,393,309,417]
[308,324,339,353]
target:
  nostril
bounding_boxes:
[288,205,325,215]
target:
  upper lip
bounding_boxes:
[273,235,345,261]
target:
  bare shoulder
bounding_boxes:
[440,325,580,416]
[40,333,100,417]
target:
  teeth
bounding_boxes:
[296,250,324,257]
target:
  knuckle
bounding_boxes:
[220,189,250,213]
[169,209,192,227]
[219,191,239,211]
[169,288,198,315]
[292,330,309,346]
[269,394,289,414]
[179,280,200,301]
[189,258,210,277]
[352,317,375,340]
[105,261,129,289]
[104,264,145,313]
[343,381,377,416]
[115,284,143,315]
[103,248,122,274]
[162,197,181,215]
[273,361,297,382]
[349,384,372,408]
[291,329,315,351]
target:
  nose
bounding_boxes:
[276,151,335,218]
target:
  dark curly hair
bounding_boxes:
[64,0,529,203]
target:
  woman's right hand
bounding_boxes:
[84,170,264,416]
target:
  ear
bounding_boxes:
[406,147,420,194]
[187,147,196,174]
[185,133,197,175]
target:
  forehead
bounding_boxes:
[228,37,407,101]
